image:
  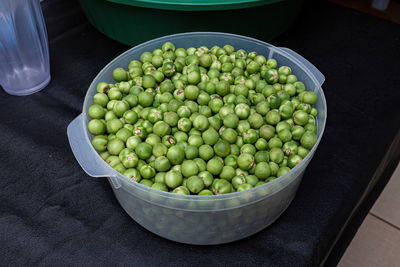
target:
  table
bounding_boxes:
[1,0,399,265]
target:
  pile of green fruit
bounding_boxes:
[87,42,318,195]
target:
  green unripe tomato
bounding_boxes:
[188,135,203,147]
[255,138,268,151]
[123,110,138,124]
[91,135,107,152]
[184,85,199,100]
[165,170,183,189]
[234,103,250,119]
[286,74,298,84]
[201,128,218,146]
[152,143,168,157]
[154,156,171,172]
[123,168,141,182]
[116,128,132,143]
[277,167,291,177]
[140,179,153,187]
[163,111,179,127]
[106,119,123,134]
[248,113,264,129]
[304,123,317,133]
[126,136,141,150]
[288,154,303,168]
[193,114,209,131]
[240,144,256,155]
[242,129,259,144]
[167,145,185,165]
[232,175,246,190]
[291,125,305,140]
[107,88,122,101]
[96,82,110,94]
[237,153,254,171]
[279,104,294,120]
[199,145,214,161]
[132,126,147,140]
[112,101,129,117]
[118,147,131,161]
[198,171,214,188]
[153,121,171,137]
[300,131,317,149]
[93,93,109,108]
[294,110,309,126]
[186,176,204,193]
[213,179,232,195]
[88,119,106,135]
[206,158,223,175]
[107,138,125,155]
[245,175,259,186]
[208,98,224,113]
[282,141,298,156]
[220,166,236,181]
[310,108,318,117]
[268,137,282,149]
[151,182,168,192]
[221,128,237,144]
[172,186,190,195]
[213,140,231,158]
[223,113,239,129]
[105,155,120,168]
[256,102,270,115]
[236,183,253,192]
[254,162,271,180]
[193,158,206,172]
[198,189,213,196]
[88,104,105,119]
[298,146,310,158]
[121,152,139,169]
[259,124,275,140]
[278,129,292,143]
[113,163,126,173]
[113,68,128,82]
[181,160,199,177]
[255,151,269,163]
[138,92,154,107]
[269,148,284,164]
[265,110,281,125]
[264,69,278,84]
[303,91,318,105]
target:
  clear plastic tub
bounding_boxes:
[67,32,327,245]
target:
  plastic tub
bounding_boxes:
[67,32,326,245]
[76,0,304,46]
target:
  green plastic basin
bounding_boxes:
[77,0,303,46]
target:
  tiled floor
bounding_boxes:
[338,163,400,266]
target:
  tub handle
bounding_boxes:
[67,114,121,189]
[279,47,325,86]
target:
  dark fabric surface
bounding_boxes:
[325,132,400,266]
[1,0,399,265]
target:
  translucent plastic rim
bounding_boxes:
[82,32,327,202]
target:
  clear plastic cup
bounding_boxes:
[0,0,50,96]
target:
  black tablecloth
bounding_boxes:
[1,0,399,265]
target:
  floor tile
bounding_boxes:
[371,163,400,228]
[338,214,400,267]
